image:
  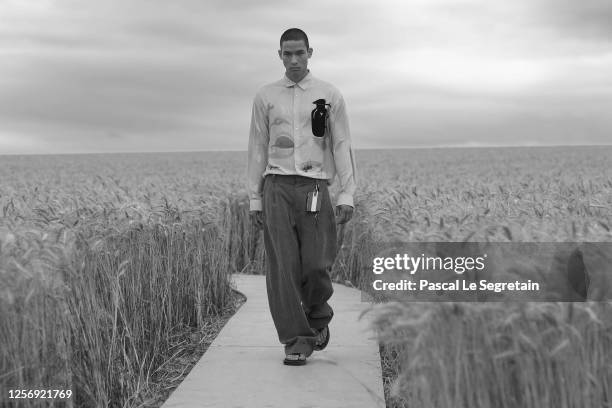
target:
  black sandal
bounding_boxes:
[313,326,330,351]
[283,353,307,366]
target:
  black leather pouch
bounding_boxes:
[311,99,330,137]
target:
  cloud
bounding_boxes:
[0,0,611,154]
[532,0,612,40]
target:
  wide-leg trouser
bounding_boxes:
[262,174,337,357]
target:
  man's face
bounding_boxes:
[278,40,312,83]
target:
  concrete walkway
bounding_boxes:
[162,274,385,408]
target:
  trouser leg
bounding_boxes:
[263,176,316,356]
[295,180,337,330]
[262,176,338,356]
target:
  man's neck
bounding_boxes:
[287,69,309,84]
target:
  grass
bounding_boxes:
[1,146,611,407]
[1,153,243,406]
[1,218,237,406]
[370,302,612,407]
[133,292,246,407]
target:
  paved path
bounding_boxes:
[162,274,385,408]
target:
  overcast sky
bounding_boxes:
[1,0,611,154]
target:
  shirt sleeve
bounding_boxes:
[247,91,269,211]
[329,94,357,208]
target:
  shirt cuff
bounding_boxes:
[336,192,354,208]
[250,199,263,211]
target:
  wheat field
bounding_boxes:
[1,146,611,407]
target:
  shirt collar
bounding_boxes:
[282,70,312,90]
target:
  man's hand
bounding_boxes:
[335,205,354,224]
[250,210,264,230]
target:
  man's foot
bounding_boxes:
[283,353,307,366]
[313,326,330,351]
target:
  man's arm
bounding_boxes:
[247,91,269,212]
[329,94,357,209]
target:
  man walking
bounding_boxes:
[247,28,357,365]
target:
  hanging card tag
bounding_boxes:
[306,185,322,213]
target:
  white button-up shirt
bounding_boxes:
[247,71,357,211]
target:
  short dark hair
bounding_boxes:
[280,28,309,49]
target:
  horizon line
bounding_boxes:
[1,143,611,156]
